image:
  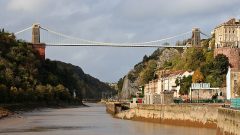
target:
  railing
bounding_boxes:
[231,98,240,109]
[174,98,225,103]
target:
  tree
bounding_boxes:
[36,85,46,101]
[185,48,205,70]
[205,73,223,87]
[192,69,204,83]
[177,76,192,95]
[213,54,229,75]
[0,84,8,102]
[10,86,18,102]
[54,84,71,101]
[143,55,148,62]
[117,77,124,92]
[139,60,157,85]
[128,72,137,82]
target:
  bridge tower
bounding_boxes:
[32,23,45,59]
[191,28,201,46]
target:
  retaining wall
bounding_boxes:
[106,103,240,135]
[217,108,240,135]
[115,104,218,128]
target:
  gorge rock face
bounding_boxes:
[157,48,180,68]
[120,76,138,99]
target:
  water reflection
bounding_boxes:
[0,103,216,135]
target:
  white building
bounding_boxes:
[214,18,240,48]
[226,67,240,100]
[144,70,194,104]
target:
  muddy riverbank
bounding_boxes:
[0,108,12,119]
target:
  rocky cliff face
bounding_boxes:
[120,76,138,99]
[157,48,181,68]
[119,48,180,99]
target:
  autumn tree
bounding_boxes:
[192,69,204,83]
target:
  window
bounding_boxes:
[234,80,238,94]
[234,73,238,80]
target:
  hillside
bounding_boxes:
[0,29,114,104]
[118,36,230,99]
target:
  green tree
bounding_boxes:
[117,77,124,91]
[0,84,8,102]
[205,74,223,87]
[142,55,148,62]
[177,76,192,95]
[139,60,157,85]
[185,48,205,70]
[128,72,137,82]
[54,84,71,101]
[36,85,46,101]
[213,54,229,75]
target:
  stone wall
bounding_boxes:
[105,102,116,115]
[115,104,218,128]
[105,102,123,115]
[214,48,240,69]
[217,108,240,135]
[109,104,240,135]
[191,89,219,100]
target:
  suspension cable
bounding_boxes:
[40,25,191,46]
[14,26,32,35]
[45,44,190,48]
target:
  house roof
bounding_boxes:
[161,70,193,78]
[215,18,240,29]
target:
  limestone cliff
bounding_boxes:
[120,76,138,99]
[119,48,180,99]
[157,48,181,68]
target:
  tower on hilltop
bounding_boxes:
[191,28,201,46]
[32,23,45,60]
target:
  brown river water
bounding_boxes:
[0,103,216,135]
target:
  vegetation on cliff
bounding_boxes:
[0,29,114,104]
[119,35,229,97]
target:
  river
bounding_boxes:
[0,103,216,135]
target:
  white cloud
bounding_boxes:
[116,0,240,20]
[7,0,48,12]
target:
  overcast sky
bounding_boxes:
[0,0,240,83]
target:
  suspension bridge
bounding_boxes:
[14,23,209,59]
